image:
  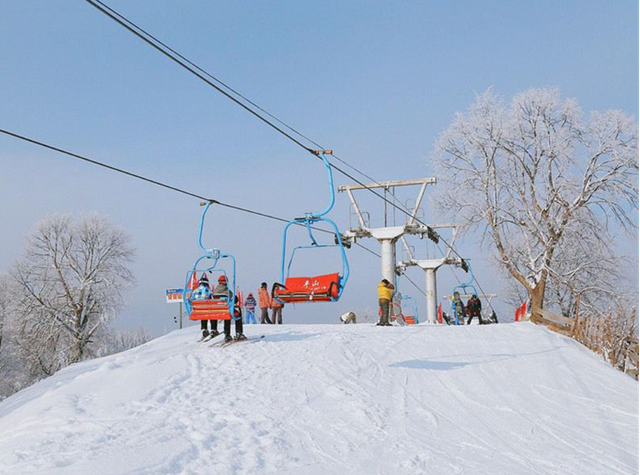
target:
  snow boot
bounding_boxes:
[200,330,210,341]
[210,330,220,338]
[235,333,247,341]
[224,334,233,343]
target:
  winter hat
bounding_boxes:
[218,275,227,283]
[199,273,209,284]
[247,293,253,297]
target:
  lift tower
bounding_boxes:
[339,178,466,324]
[338,178,435,288]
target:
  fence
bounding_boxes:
[531,307,639,380]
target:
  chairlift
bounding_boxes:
[273,151,350,303]
[444,262,498,325]
[183,201,237,321]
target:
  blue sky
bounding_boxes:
[1,0,637,335]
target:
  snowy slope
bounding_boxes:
[0,323,637,475]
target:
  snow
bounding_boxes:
[0,323,637,475]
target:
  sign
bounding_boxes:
[166,289,188,303]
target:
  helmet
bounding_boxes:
[218,275,227,283]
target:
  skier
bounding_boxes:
[258,282,272,324]
[466,294,482,325]
[452,291,466,325]
[244,292,258,324]
[192,274,220,340]
[377,278,395,326]
[271,283,285,324]
[223,295,246,342]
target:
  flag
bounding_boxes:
[187,271,198,291]
[515,301,527,322]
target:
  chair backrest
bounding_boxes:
[274,273,341,303]
[189,299,232,320]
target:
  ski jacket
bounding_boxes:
[453,298,466,318]
[191,283,212,300]
[213,283,229,298]
[258,288,271,308]
[466,298,482,317]
[377,282,395,301]
[270,283,285,308]
[245,295,257,310]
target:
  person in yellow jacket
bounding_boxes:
[377,279,395,326]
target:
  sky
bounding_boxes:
[1,0,638,336]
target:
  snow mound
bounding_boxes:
[0,323,637,475]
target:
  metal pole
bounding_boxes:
[380,239,396,284]
[179,301,183,329]
[425,268,437,324]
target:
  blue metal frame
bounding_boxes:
[184,202,239,321]
[275,152,350,303]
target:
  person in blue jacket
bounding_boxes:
[244,292,258,324]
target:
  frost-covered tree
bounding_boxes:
[10,214,135,377]
[0,275,9,352]
[435,88,638,319]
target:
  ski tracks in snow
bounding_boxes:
[0,323,637,475]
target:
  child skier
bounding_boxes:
[244,292,257,324]
[223,295,246,342]
[192,274,219,340]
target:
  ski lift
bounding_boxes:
[400,294,419,325]
[390,281,419,325]
[444,262,498,325]
[273,151,350,303]
[183,201,237,321]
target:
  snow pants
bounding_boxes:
[272,307,283,324]
[260,307,272,324]
[467,313,481,325]
[245,309,257,324]
[379,299,390,324]
[201,320,218,332]
[225,315,243,337]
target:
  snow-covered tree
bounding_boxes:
[10,214,135,377]
[435,88,638,318]
[0,275,9,353]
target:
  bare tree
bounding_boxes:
[435,88,638,318]
[10,214,135,377]
[0,275,9,353]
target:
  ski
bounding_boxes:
[198,332,221,343]
[215,335,265,348]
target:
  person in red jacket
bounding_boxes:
[258,282,272,324]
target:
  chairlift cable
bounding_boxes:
[80,0,444,249]
[0,128,381,258]
[82,0,494,306]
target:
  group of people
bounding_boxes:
[246,282,285,325]
[377,279,488,326]
[452,291,483,325]
[192,274,246,343]
[192,277,286,341]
